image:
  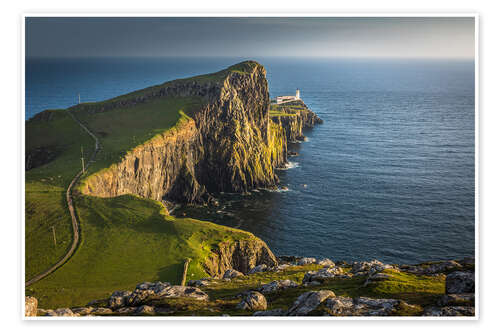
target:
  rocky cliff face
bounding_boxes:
[203,238,278,277]
[270,100,323,142]
[80,61,288,203]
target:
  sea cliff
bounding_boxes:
[78,61,321,204]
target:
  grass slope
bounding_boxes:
[26,194,253,309]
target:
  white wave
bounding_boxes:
[276,161,299,170]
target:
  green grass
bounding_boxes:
[269,103,305,117]
[26,194,254,309]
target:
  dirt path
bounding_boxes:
[26,111,100,287]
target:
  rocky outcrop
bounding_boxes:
[446,271,475,294]
[287,290,336,316]
[80,61,291,204]
[236,291,267,311]
[270,100,322,143]
[204,238,278,278]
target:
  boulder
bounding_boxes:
[127,289,156,306]
[158,286,209,301]
[351,260,393,275]
[187,278,211,287]
[44,308,79,317]
[223,269,244,279]
[248,264,268,274]
[286,290,335,316]
[236,291,267,311]
[424,306,475,317]
[324,296,399,316]
[446,271,475,294]
[318,258,335,267]
[114,307,138,315]
[70,307,94,316]
[302,266,345,284]
[403,260,463,275]
[135,305,156,315]
[91,307,113,315]
[259,280,298,294]
[298,257,317,266]
[253,309,285,316]
[109,290,132,309]
[438,293,475,307]
[25,296,37,317]
[363,272,392,286]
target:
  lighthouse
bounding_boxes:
[295,89,300,100]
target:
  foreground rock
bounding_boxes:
[302,267,347,285]
[325,296,417,316]
[25,296,37,317]
[236,292,267,311]
[223,269,244,279]
[287,290,335,316]
[424,306,475,317]
[438,293,475,306]
[259,280,298,294]
[401,260,462,275]
[446,271,475,294]
[351,260,394,275]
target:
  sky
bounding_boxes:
[25,17,475,59]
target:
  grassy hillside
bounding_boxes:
[26,194,252,309]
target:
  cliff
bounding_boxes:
[78,61,293,203]
[204,238,278,278]
[269,100,323,142]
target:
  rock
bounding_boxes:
[91,307,113,315]
[109,290,132,309]
[351,260,393,275]
[446,271,475,294]
[363,272,392,286]
[298,257,317,266]
[159,286,209,301]
[25,296,37,317]
[135,305,156,315]
[253,309,285,316]
[286,290,335,316]
[302,266,345,284]
[424,306,475,317]
[324,296,399,316]
[44,308,79,317]
[127,289,156,306]
[114,307,138,315]
[318,258,335,267]
[70,307,94,316]
[223,269,244,279]
[403,260,463,275]
[271,264,291,271]
[459,257,475,266]
[236,291,267,311]
[259,280,298,294]
[187,278,211,287]
[438,293,475,306]
[324,296,355,315]
[248,264,268,274]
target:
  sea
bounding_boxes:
[26,57,475,264]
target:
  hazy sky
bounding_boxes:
[26,17,475,59]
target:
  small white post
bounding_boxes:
[78,93,81,104]
[81,146,85,173]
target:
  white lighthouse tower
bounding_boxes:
[295,89,300,100]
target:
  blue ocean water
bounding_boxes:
[26,57,475,264]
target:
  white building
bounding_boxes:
[276,89,301,104]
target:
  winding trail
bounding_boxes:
[26,111,101,287]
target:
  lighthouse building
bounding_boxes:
[276,89,301,104]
